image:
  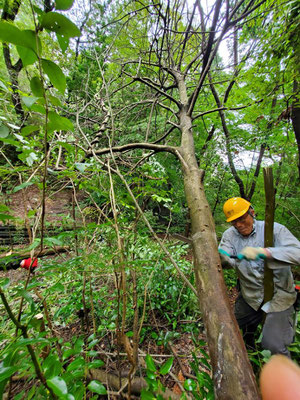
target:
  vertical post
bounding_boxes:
[263,167,275,304]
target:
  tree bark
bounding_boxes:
[177,74,260,399]
[263,167,274,304]
[291,78,300,180]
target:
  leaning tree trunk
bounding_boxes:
[177,77,260,399]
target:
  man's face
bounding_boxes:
[231,211,254,236]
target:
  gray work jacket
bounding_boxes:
[219,220,300,313]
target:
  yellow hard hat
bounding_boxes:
[223,197,251,222]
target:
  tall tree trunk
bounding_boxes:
[177,75,260,399]
[291,78,300,180]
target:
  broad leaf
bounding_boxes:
[17,46,38,67]
[87,359,105,369]
[159,357,173,375]
[0,80,8,91]
[43,237,64,246]
[56,34,69,53]
[43,354,63,379]
[30,77,44,97]
[66,357,85,372]
[30,104,46,114]
[41,59,66,94]
[47,95,62,107]
[0,125,9,138]
[75,163,87,173]
[0,366,18,382]
[87,380,107,395]
[55,0,75,10]
[57,141,75,153]
[0,278,10,290]
[47,111,74,132]
[21,125,39,135]
[145,354,157,373]
[0,213,16,221]
[183,379,197,391]
[141,389,156,400]
[21,96,38,108]
[46,376,68,396]
[13,181,35,193]
[0,24,40,54]
[41,12,81,38]
[14,337,50,347]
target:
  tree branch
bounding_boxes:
[86,142,178,158]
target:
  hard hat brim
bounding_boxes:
[226,208,250,222]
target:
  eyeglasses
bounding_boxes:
[231,212,249,225]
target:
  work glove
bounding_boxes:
[20,258,38,271]
[218,248,237,268]
[239,247,270,261]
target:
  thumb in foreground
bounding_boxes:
[260,355,300,400]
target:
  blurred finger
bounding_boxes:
[260,355,300,400]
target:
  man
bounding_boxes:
[219,197,300,357]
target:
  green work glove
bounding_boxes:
[239,247,270,260]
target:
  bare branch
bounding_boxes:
[86,142,178,158]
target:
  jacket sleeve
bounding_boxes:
[219,229,238,269]
[267,224,300,268]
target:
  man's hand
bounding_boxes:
[240,247,271,260]
[219,252,232,267]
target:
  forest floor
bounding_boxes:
[1,185,239,398]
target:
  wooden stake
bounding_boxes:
[263,167,275,304]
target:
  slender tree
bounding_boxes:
[75,0,279,397]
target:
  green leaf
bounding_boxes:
[48,95,62,107]
[25,153,38,167]
[56,34,69,53]
[41,12,81,38]
[183,379,197,391]
[0,125,9,138]
[21,96,38,108]
[30,104,46,114]
[87,359,105,369]
[141,389,156,400]
[62,349,75,360]
[87,380,107,395]
[159,357,173,375]
[30,77,44,97]
[66,357,85,372]
[0,278,10,290]
[21,125,39,135]
[55,0,75,11]
[44,237,64,246]
[47,111,74,132]
[13,181,35,193]
[0,80,8,91]
[33,5,44,16]
[145,354,157,373]
[41,59,66,94]
[42,354,62,379]
[46,376,68,396]
[17,46,38,67]
[0,213,16,221]
[0,366,18,382]
[74,163,87,173]
[0,23,39,52]
[15,337,50,346]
